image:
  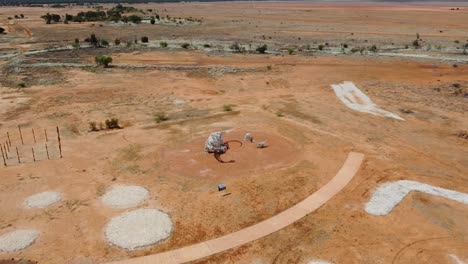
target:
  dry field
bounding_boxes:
[0,2,467,264]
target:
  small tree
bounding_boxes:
[95,55,113,67]
[287,48,294,55]
[160,41,168,48]
[141,36,149,43]
[256,44,267,54]
[89,34,100,47]
[150,18,155,24]
[369,45,378,53]
[100,40,109,46]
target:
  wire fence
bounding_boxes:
[1,125,62,167]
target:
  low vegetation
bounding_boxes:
[154,112,169,123]
[181,43,190,49]
[95,55,113,67]
[160,42,168,48]
[256,44,267,54]
[223,104,233,112]
[89,118,121,132]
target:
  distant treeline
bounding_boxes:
[1,0,467,6]
[1,0,232,5]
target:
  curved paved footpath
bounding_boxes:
[108,152,365,264]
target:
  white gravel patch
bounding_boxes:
[331,81,404,120]
[105,208,173,250]
[365,180,468,216]
[308,260,334,264]
[24,191,63,208]
[101,185,149,208]
[0,229,39,252]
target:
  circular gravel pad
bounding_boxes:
[24,191,62,208]
[101,185,149,208]
[105,209,173,250]
[0,230,39,252]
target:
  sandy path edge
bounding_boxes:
[107,152,365,264]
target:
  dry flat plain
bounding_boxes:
[0,1,467,264]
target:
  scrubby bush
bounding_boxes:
[100,39,109,46]
[412,39,420,48]
[230,43,241,52]
[203,44,211,48]
[0,27,5,34]
[318,44,324,51]
[181,43,190,49]
[256,44,267,54]
[154,112,169,123]
[105,118,120,129]
[89,122,98,132]
[95,55,113,67]
[223,104,233,112]
[160,41,168,48]
[150,18,155,24]
[128,15,141,24]
[141,36,149,43]
[17,82,26,88]
[369,45,378,52]
[114,38,121,46]
[288,48,294,55]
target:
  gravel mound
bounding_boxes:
[24,191,63,208]
[105,208,173,250]
[101,185,149,208]
[0,229,39,252]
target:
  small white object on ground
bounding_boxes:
[331,81,404,120]
[24,191,63,208]
[244,132,253,142]
[105,208,173,250]
[365,180,468,216]
[101,185,149,208]
[0,229,39,252]
[308,260,334,264]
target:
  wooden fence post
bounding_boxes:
[16,147,20,163]
[3,145,8,159]
[44,129,48,142]
[1,147,6,166]
[32,128,36,143]
[32,148,36,162]
[18,125,24,145]
[45,143,50,160]
[5,141,9,153]
[7,132,11,147]
[56,126,62,158]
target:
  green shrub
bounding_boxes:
[71,42,80,49]
[369,45,378,52]
[318,44,324,50]
[100,39,109,46]
[154,112,169,123]
[223,104,233,112]
[17,82,26,88]
[287,48,294,55]
[95,55,113,67]
[160,41,168,48]
[181,43,190,49]
[256,44,267,54]
[89,122,98,132]
[105,118,120,129]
